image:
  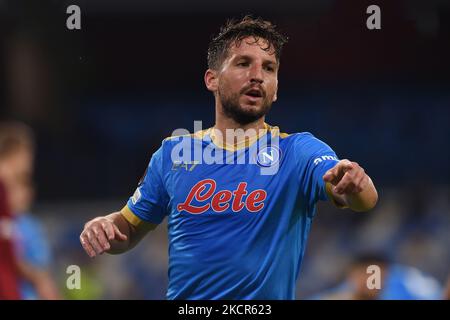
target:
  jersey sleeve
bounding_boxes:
[295,133,340,206]
[123,145,169,225]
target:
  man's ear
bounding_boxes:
[273,87,278,102]
[204,69,218,92]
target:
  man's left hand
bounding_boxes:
[323,159,369,195]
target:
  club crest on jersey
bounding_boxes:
[177,179,267,215]
[256,146,281,168]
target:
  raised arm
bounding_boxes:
[79,208,157,257]
[323,159,378,212]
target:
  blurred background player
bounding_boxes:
[444,275,450,300]
[311,253,443,300]
[0,173,20,299]
[0,121,60,299]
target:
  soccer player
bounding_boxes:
[80,16,378,299]
[0,179,20,300]
[444,275,450,300]
[311,254,443,300]
[0,122,60,299]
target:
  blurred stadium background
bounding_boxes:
[1,0,449,299]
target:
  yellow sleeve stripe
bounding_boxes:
[325,182,348,209]
[120,205,143,227]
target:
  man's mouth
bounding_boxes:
[243,88,264,98]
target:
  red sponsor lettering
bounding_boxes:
[176,179,216,214]
[177,179,267,214]
[246,189,266,212]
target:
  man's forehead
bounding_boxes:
[227,36,276,61]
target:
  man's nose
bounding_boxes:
[249,65,264,84]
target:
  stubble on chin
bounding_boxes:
[219,90,272,125]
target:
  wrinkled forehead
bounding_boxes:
[226,36,277,61]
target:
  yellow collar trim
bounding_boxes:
[207,123,285,152]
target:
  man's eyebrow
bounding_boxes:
[233,54,278,65]
[233,54,252,61]
[263,60,278,66]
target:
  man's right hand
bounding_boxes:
[80,216,128,258]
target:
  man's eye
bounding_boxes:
[237,62,249,67]
[265,66,275,72]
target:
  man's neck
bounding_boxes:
[213,111,267,149]
[214,117,266,133]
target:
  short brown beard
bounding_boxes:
[218,88,273,125]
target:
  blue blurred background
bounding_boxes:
[1,0,449,299]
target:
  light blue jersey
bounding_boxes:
[14,214,52,299]
[123,124,340,299]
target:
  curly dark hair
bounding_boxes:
[207,15,288,70]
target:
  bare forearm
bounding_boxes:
[80,209,157,258]
[324,160,379,213]
[345,177,378,212]
[80,211,132,257]
[104,211,133,254]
